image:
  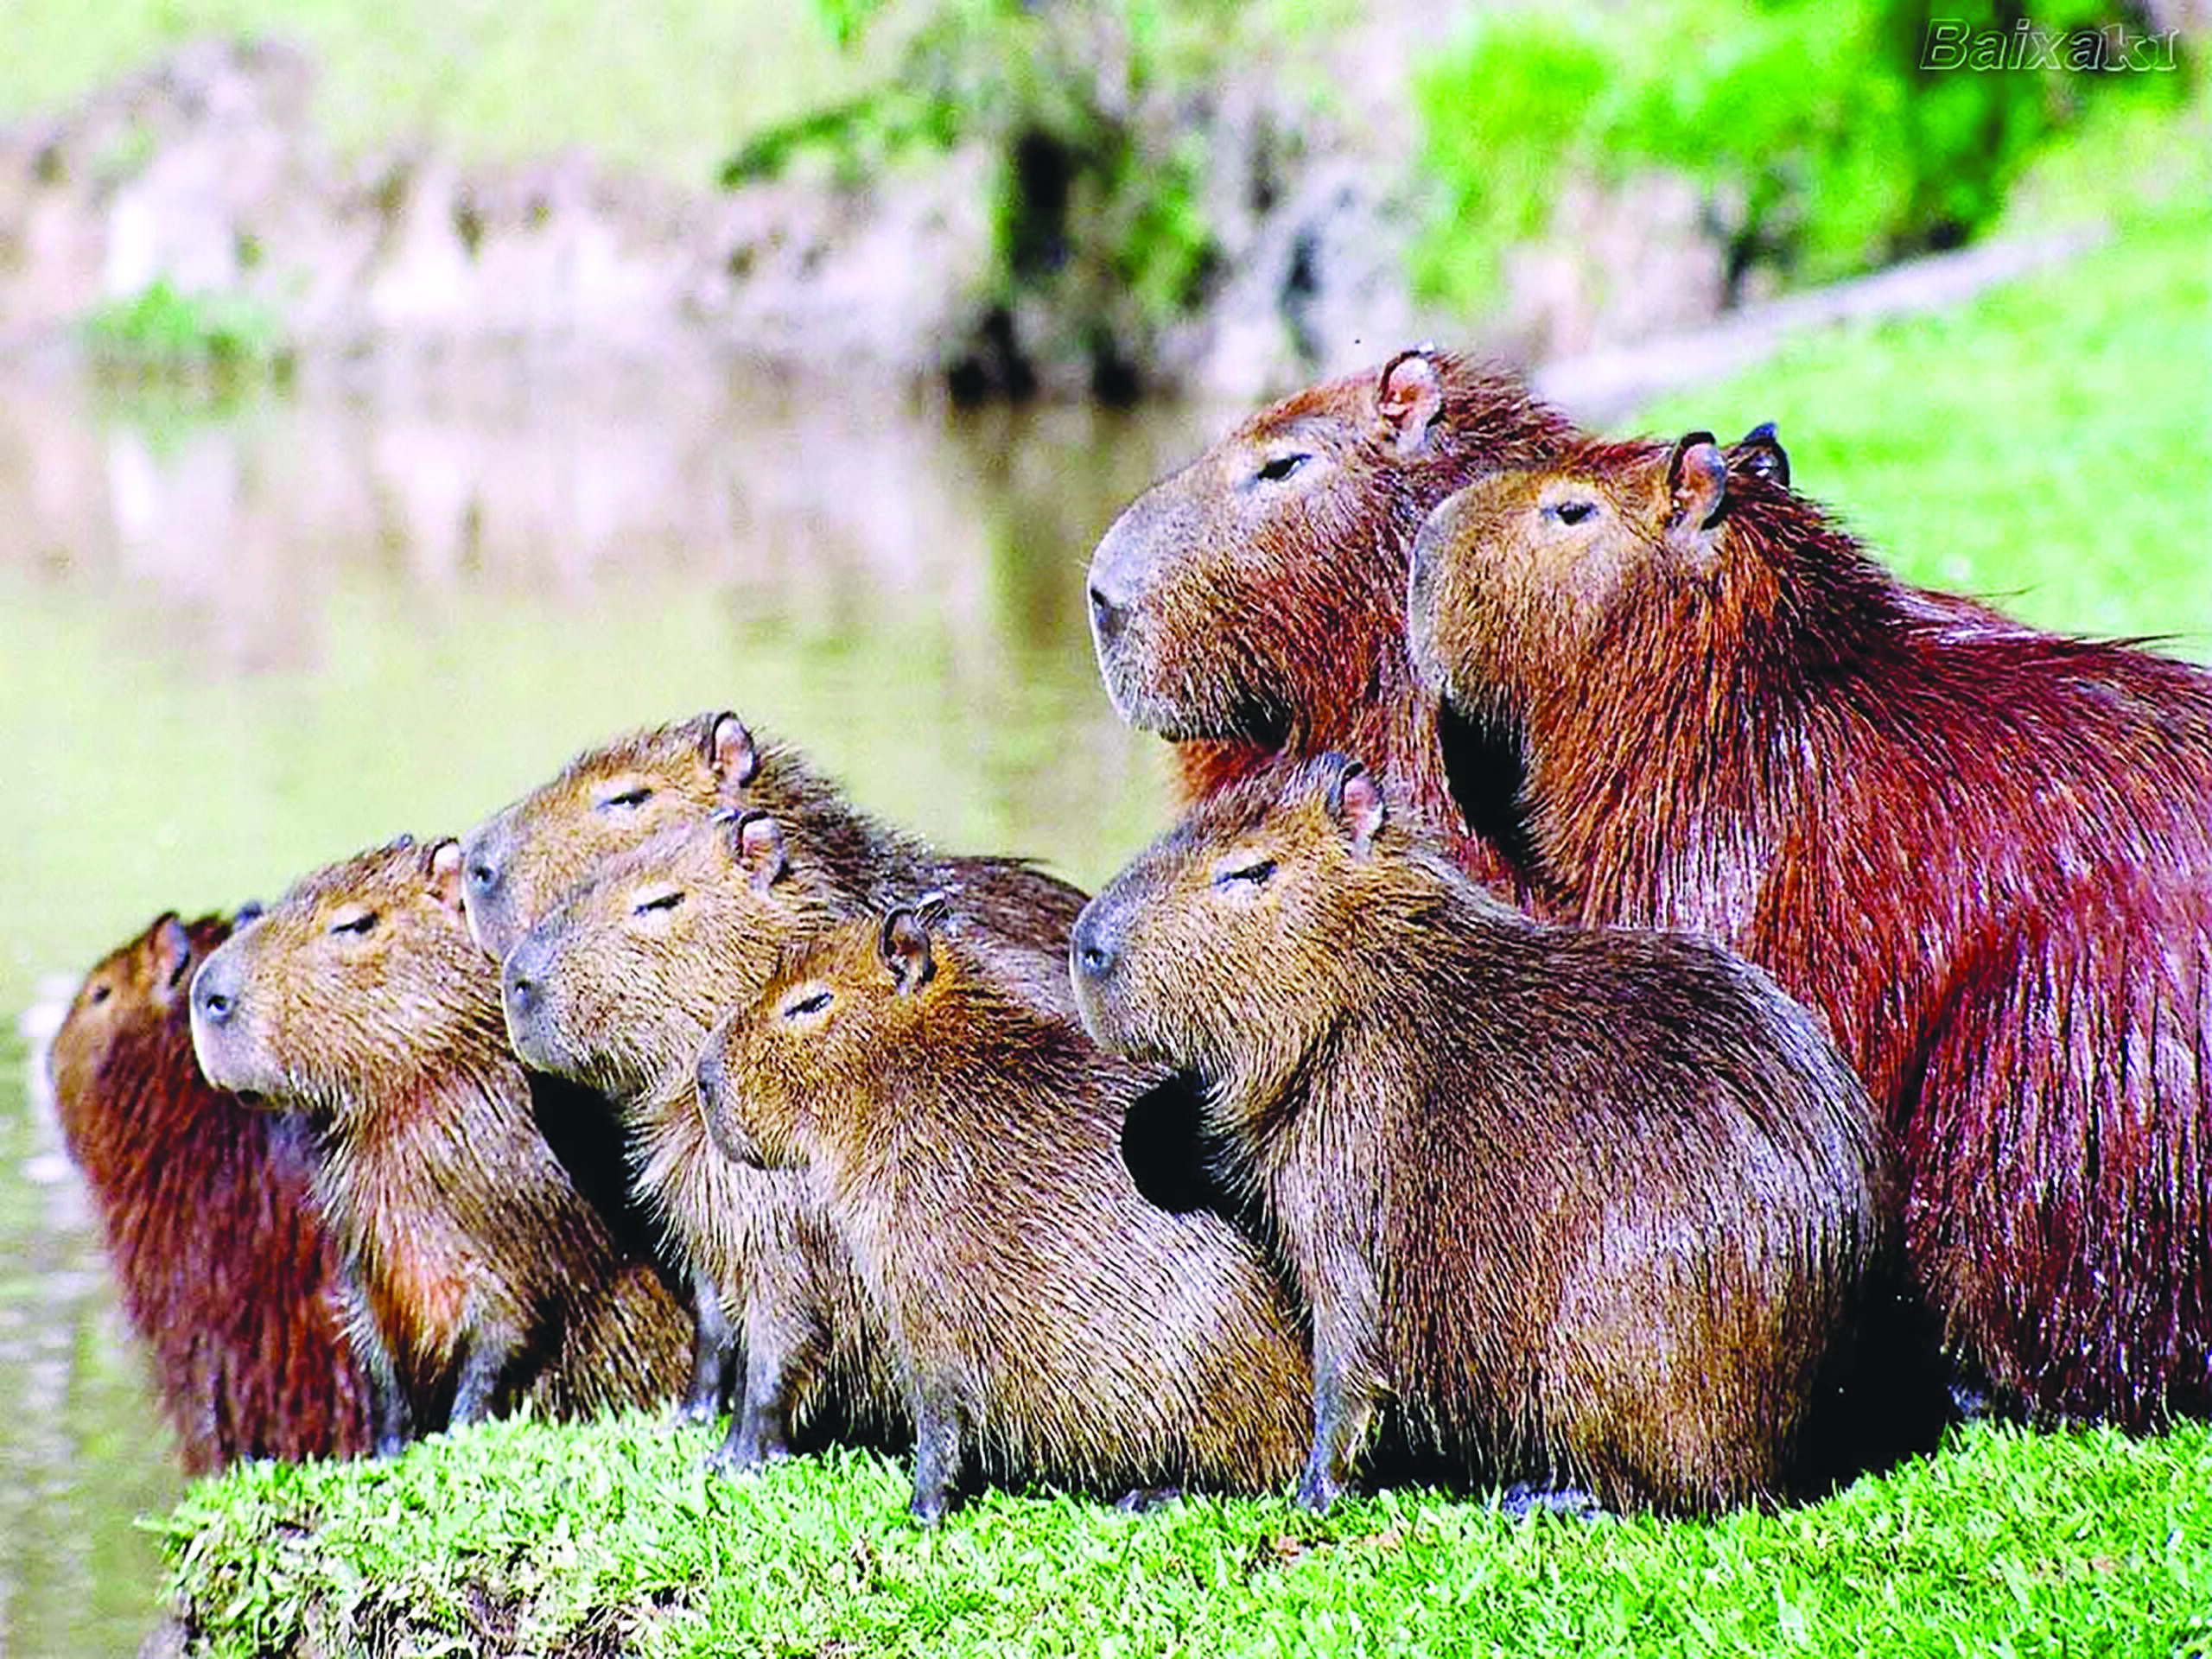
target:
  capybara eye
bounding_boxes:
[88,982,111,1006]
[631,888,685,917]
[599,785,653,811]
[327,909,379,938]
[1547,499,1599,526]
[1213,858,1278,889]
[781,988,833,1020]
[1255,454,1308,484]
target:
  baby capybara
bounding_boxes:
[499,810,912,1472]
[1406,433,2212,1429]
[1071,755,1890,1515]
[188,836,691,1445]
[461,709,1084,962]
[48,910,372,1471]
[696,904,1313,1522]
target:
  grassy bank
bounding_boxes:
[154,1414,2212,1656]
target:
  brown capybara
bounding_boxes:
[499,810,914,1474]
[695,904,1313,1522]
[1083,351,1796,888]
[1071,754,1891,1515]
[47,909,372,1471]
[188,836,692,1446]
[467,710,1095,1427]
[1405,433,2212,1430]
[460,709,1084,963]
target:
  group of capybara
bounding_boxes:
[46,348,2210,1525]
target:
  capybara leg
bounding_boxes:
[1295,1342,1376,1510]
[448,1333,512,1428]
[709,1357,797,1477]
[909,1386,968,1526]
[1112,1486,1185,1513]
[366,1355,412,1459]
[678,1271,739,1424]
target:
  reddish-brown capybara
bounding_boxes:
[461,709,1084,963]
[695,903,1313,1522]
[1404,433,2212,1429]
[499,810,915,1474]
[1083,352,1796,888]
[1071,755,1891,1515]
[188,836,692,1446]
[47,909,372,1471]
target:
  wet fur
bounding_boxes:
[702,912,1313,1520]
[1074,759,1892,1514]
[1409,441,2212,1427]
[48,912,372,1471]
[188,840,691,1443]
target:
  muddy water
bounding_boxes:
[0,365,1210,1654]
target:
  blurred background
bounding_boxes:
[0,0,2205,1649]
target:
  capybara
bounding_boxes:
[1071,755,1890,1515]
[1405,431,2212,1429]
[499,810,914,1473]
[461,709,1084,962]
[468,710,1094,1429]
[189,836,691,1445]
[696,903,1313,1522]
[47,910,372,1471]
[1084,350,1794,888]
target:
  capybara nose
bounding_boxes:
[1089,583,1129,657]
[1071,908,1116,983]
[192,962,238,1027]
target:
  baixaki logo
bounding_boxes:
[1921,19,2180,73]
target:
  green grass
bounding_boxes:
[154,1414,2212,1657]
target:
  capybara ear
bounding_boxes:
[1733,421,1790,487]
[1322,755,1387,855]
[1375,346,1446,459]
[703,711,760,793]
[233,899,264,928]
[878,908,936,995]
[423,839,467,915]
[149,912,194,995]
[728,810,787,893]
[1665,431,1728,565]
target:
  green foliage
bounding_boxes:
[1413,0,2190,313]
[79,279,291,376]
[155,1414,2212,1657]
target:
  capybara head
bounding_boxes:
[1085,349,1578,754]
[462,711,785,961]
[1408,430,1786,726]
[51,912,226,1159]
[500,810,848,1100]
[190,837,490,1116]
[1073,754,1427,1103]
[696,906,957,1175]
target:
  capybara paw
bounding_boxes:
[1497,1483,1606,1521]
[909,1485,957,1527]
[1292,1466,1341,1511]
[1111,1485,1185,1514]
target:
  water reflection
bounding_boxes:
[0,365,1200,1655]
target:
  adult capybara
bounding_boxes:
[189,836,691,1446]
[48,910,372,1471]
[1404,432,2212,1429]
[1084,351,1794,887]
[1071,755,1890,1515]
[461,709,1084,963]
[696,904,1313,1522]
[499,810,913,1473]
